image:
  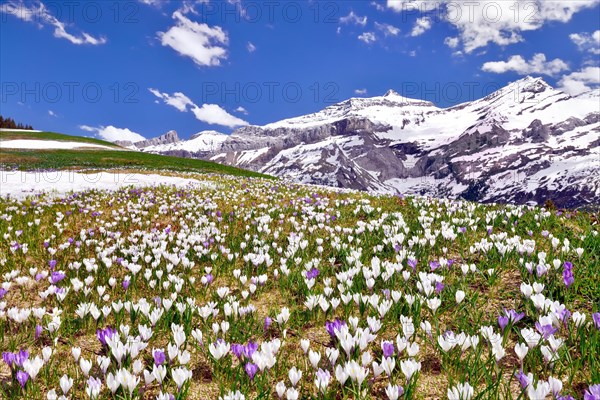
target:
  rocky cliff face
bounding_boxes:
[145,77,600,208]
[133,130,180,149]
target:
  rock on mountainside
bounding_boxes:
[142,130,228,155]
[134,130,180,149]
[146,77,600,208]
[114,130,181,150]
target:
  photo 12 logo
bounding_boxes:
[1,82,139,104]
[194,1,342,24]
[0,1,140,24]
[199,81,340,104]
[1,170,141,186]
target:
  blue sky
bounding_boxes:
[1,0,599,142]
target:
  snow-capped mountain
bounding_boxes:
[142,130,228,153]
[147,77,600,208]
[116,130,228,155]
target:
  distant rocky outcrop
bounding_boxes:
[134,130,180,149]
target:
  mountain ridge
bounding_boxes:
[127,76,600,208]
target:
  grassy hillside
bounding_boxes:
[0,130,271,179]
[0,130,121,148]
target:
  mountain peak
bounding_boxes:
[384,89,401,97]
[134,130,180,149]
[160,130,179,141]
[190,130,226,140]
[510,76,553,91]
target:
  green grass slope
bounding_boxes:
[0,130,271,179]
[0,130,121,147]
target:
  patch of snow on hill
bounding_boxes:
[0,140,118,150]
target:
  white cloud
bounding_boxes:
[138,0,162,6]
[358,32,377,44]
[79,125,146,143]
[411,17,432,36]
[570,31,600,55]
[340,11,368,26]
[482,53,569,76]
[354,89,368,95]
[235,106,249,115]
[444,36,459,49]
[387,1,439,12]
[149,88,249,128]
[246,41,257,53]
[158,11,228,67]
[48,110,56,117]
[387,0,600,53]
[148,89,194,112]
[375,22,400,36]
[371,1,386,11]
[0,0,106,45]
[450,1,600,53]
[558,67,600,95]
[190,104,249,128]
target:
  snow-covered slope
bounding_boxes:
[0,139,117,150]
[202,77,599,208]
[142,131,228,153]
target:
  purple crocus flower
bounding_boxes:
[397,386,405,398]
[382,341,394,358]
[498,316,510,331]
[306,268,320,280]
[535,322,558,339]
[153,349,166,366]
[316,368,331,386]
[429,261,440,271]
[244,362,259,380]
[264,316,272,331]
[16,370,29,388]
[325,319,346,338]
[14,349,29,368]
[505,309,525,323]
[536,264,548,277]
[2,352,16,368]
[0,288,6,299]
[515,370,531,389]
[122,279,130,290]
[48,260,57,270]
[87,376,102,394]
[50,271,66,284]
[407,258,417,271]
[35,325,43,339]
[435,281,445,294]
[231,344,244,359]
[585,384,600,400]
[563,262,574,288]
[203,274,214,285]
[96,327,117,346]
[558,308,571,327]
[243,342,258,359]
[593,313,600,330]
